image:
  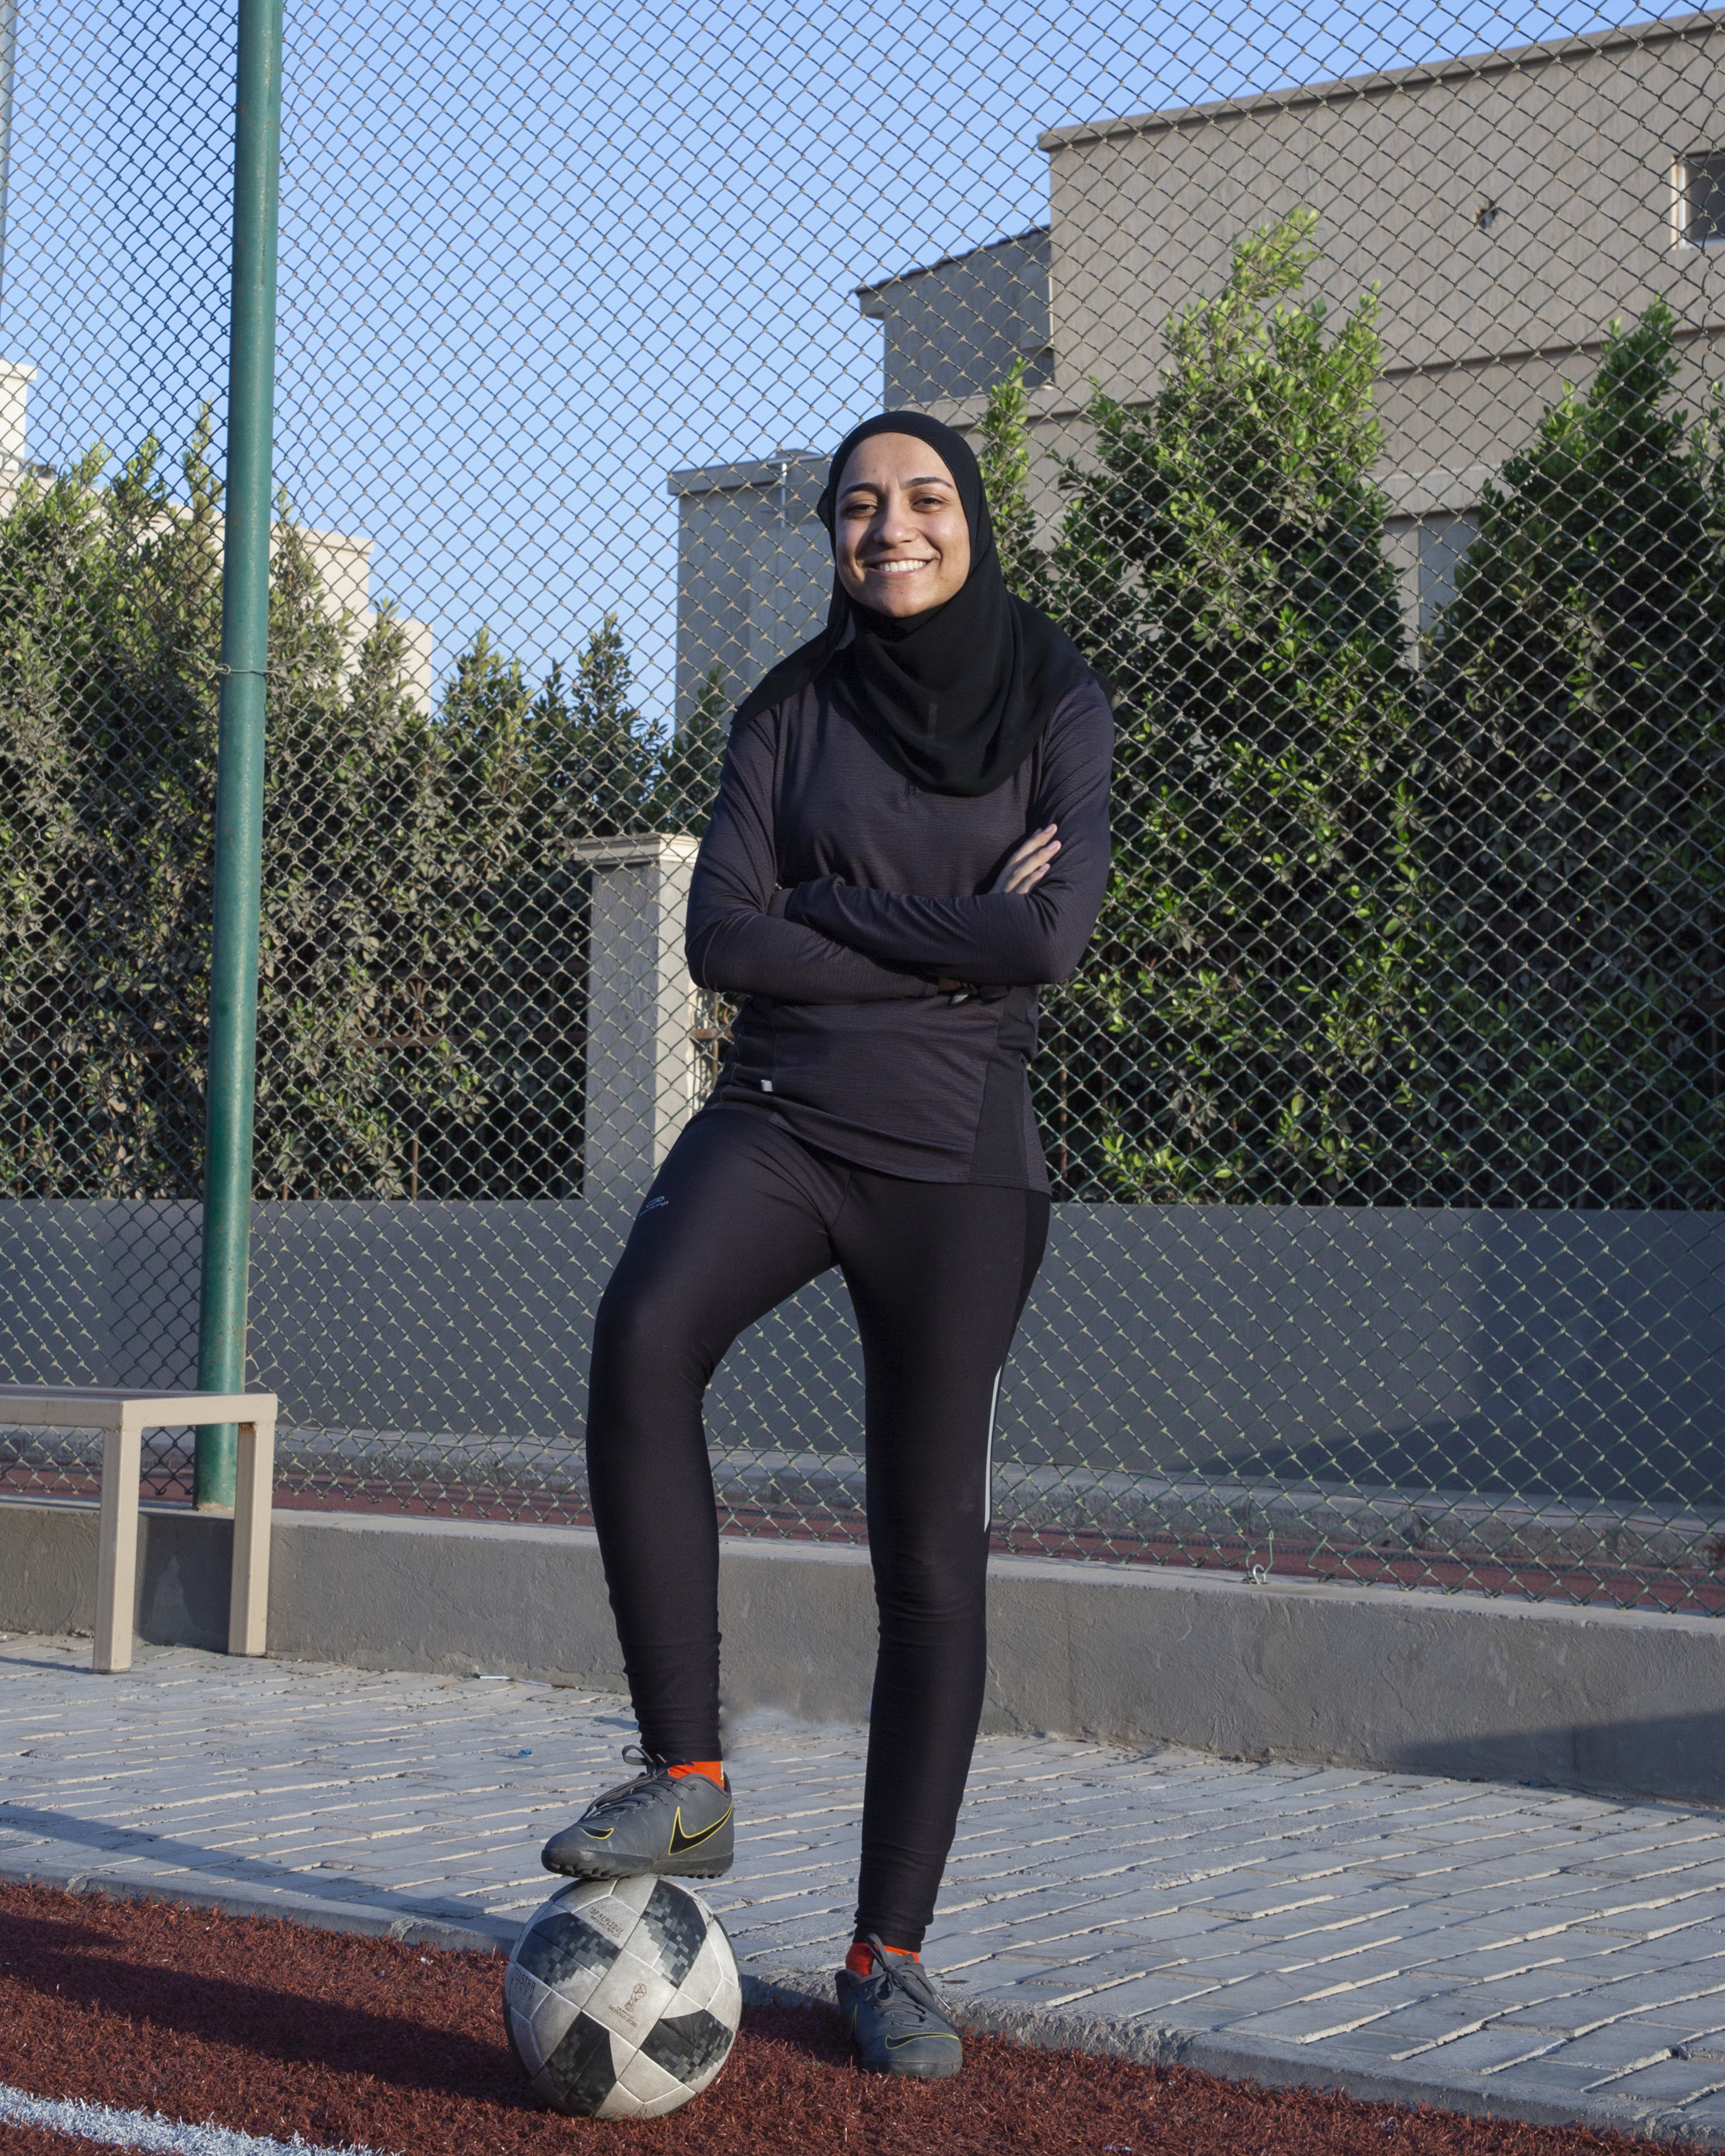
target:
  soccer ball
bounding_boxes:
[503,1875,741,2119]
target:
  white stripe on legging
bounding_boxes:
[0,2080,395,2156]
[985,1365,1003,1526]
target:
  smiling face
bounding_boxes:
[832,432,972,619]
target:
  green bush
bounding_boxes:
[0,418,717,1200]
[1420,303,1725,1205]
[982,220,1725,1207]
[11,249,1720,1210]
[984,213,1432,1201]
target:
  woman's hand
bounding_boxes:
[930,826,1062,989]
[989,824,1059,896]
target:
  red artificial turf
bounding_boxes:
[0,1880,1691,2155]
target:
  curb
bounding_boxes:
[744,1961,1723,2150]
[11,1503,1725,1808]
[5,1859,1716,2148]
[0,1853,520,1958]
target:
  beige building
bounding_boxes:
[854,9,1723,632]
[1029,8,1725,624]
[282,527,435,712]
[675,12,1723,687]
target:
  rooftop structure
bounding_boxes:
[855,227,1052,409]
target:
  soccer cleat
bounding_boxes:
[540,1746,734,1881]
[835,1936,964,2080]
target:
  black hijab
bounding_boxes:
[731,411,1094,798]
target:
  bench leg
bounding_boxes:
[93,1415,143,1674]
[229,1410,276,1656]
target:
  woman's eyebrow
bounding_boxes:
[839,473,951,498]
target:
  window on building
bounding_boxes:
[1679,152,1725,246]
[1418,512,1479,632]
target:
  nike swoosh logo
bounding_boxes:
[668,1803,733,1856]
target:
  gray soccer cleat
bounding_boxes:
[835,1936,964,2080]
[540,1746,734,1881]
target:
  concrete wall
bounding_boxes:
[3,1499,1720,1805]
[5,1199,1725,1522]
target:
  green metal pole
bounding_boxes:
[195,0,283,1509]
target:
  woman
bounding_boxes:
[541,410,1113,2080]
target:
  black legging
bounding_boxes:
[585,1107,1049,1951]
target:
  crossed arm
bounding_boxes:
[684,688,1113,1003]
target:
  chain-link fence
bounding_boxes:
[2,0,1724,1612]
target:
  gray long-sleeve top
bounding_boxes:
[683,670,1113,1188]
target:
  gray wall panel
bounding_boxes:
[3,1200,1724,1514]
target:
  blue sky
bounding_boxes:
[1,0,1659,727]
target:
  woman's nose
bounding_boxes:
[871,497,919,547]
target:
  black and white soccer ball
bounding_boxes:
[503,1875,741,2119]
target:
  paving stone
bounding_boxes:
[1587,2059,1725,2103]
[1394,2027,1586,2073]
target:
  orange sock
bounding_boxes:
[846,1940,919,1975]
[667,1760,725,1789]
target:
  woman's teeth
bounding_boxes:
[871,559,931,575]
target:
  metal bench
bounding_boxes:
[0,1386,278,1673]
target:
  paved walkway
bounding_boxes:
[2,1633,1724,2146]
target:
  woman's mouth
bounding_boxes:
[866,558,934,576]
